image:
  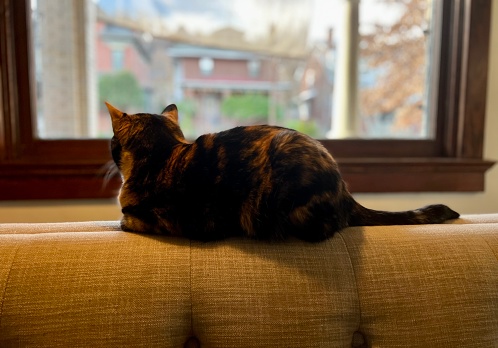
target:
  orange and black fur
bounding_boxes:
[107,102,459,242]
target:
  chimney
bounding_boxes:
[327,28,334,49]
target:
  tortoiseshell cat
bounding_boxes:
[106,102,459,242]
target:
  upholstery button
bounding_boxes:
[352,331,368,347]
[184,336,200,348]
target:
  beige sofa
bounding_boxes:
[0,215,497,347]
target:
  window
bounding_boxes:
[111,50,125,71]
[199,57,214,76]
[0,0,494,199]
[247,59,261,78]
[31,0,438,140]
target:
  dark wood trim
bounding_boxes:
[0,158,493,200]
[0,0,495,200]
[339,158,494,193]
[457,0,491,158]
[0,169,121,200]
[438,0,492,160]
[438,0,462,157]
[8,139,112,163]
[0,0,18,161]
[322,139,439,158]
[9,0,35,156]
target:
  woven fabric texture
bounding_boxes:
[0,232,192,347]
[340,223,498,347]
[0,216,497,347]
[190,237,359,347]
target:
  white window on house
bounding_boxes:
[247,59,261,78]
[198,57,214,76]
[111,50,125,71]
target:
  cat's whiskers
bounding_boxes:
[100,160,121,188]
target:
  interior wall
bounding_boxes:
[0,200,121,223]
[0,4,497,223]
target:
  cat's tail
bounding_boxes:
[347,201,460,227]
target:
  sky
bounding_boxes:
[94,0,408,45]
[31,0,411,46]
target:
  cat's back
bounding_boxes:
[203,125,330,159]
[223,125,337,172]
[188,125,339,189]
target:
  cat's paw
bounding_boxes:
[120,215,152,233]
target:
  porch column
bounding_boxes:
[328,0,360,139]
[37,0,97,138]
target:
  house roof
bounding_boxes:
[167,44,261,60]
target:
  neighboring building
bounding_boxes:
[167,43,294,136]
[96,19,155,136]
[95,15,301,137]
[97,22,152,88]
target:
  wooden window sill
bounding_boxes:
[0,158,493,200]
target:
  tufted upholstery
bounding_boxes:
[0,215,497,347]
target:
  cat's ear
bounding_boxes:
[161,104,179,123]
[105,102,130,137]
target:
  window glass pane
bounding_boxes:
[31,0,437,140]
[358,0,438,138]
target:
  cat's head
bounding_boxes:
[105,102,186,180]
